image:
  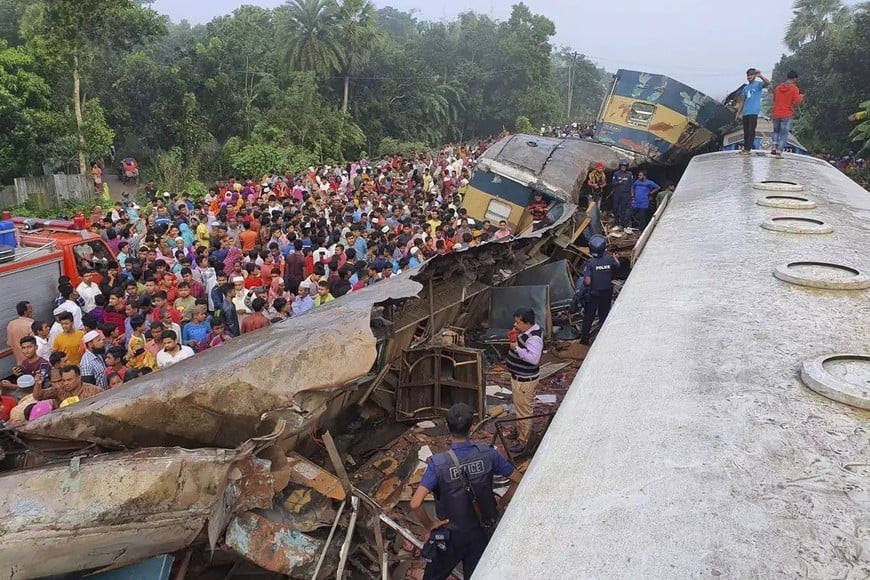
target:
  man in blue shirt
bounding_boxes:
[182,306,210,351]
[629,171,660,232]
[411,403,522,580]
[735,68,770,155]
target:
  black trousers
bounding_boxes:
[742,114,758,151]
[423,528,488,580]
[581,290,613,341]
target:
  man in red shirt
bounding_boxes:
[241,298,270,334]
[771,70,804,158]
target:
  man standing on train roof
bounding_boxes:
[580,235,620,345]
[610,160,633,233]
[410,403,522,580]
[771,70,804,158]
[735,68,770,155]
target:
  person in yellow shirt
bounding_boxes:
[313,281,335,307]
[426,211,441,237]
[51,312,85,366]
[193,216,211,249]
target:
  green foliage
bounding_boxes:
[2,1,614,190]
[515,116,534,134]
[775,3,870,153]
[280,0,341,76]
[151,148,201,194]
[376,137,426,158]
[784,0,847,51]
[81,99,114,161]
[8,196,114,219]
[0,38,61,180]
[849,100,870,156]
[231,143,291,178]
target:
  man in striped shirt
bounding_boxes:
[506,308,544,454]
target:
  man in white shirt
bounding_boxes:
[33,320,52,360]
[76,269,102,313]
[155,330,194,369]
[57,286,83,329]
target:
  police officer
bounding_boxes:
[580,235,619,345]
[610,160,633,233]
[411,403,522,580]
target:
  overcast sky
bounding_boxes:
[150,0,846,97]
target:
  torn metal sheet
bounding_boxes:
[0,447,249,580]
[12,277,422,449]
[224,511,332,577]
[286,452,346,500]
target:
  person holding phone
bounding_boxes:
[1,336,48,390]
[506,309,544,455]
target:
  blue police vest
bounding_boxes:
[589,256,616,293]
[430,443,498,531]
[612,171,633,195]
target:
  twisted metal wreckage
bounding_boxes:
[1,70,730,577]
[0,136,620,579]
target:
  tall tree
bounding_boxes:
[775,3,870,152]
[334,0,381,113]
[280,0,341,77]
[21,0,164,175]
[784,0,847,51]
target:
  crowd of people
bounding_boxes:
[1,142,532,421]
[539,121,595,139]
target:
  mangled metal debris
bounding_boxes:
[12,277,423,449]
[0,446,275,579]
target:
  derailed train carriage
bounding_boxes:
[476,151,870,578]
[0,143,598,579]
[0,70,749,578]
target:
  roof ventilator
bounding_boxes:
[752,180,804,192]
[773,261,870,290]
[756,195,817,209]
[801,354,870,410]
[761,216,833,234]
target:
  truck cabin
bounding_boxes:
[462,169,567,236]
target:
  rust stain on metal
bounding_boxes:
[0,447,243,579]
[286,452,346,501]
[224,511,328,577]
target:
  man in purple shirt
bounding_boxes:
[505,308,544,454]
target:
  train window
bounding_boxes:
[485,199,512,223]
[628,102,656,128]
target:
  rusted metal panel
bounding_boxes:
[224,511,332,577]
[12,277,422,449]
[396,346,484,422]
[286,452,346,500]
[0,448,245,579]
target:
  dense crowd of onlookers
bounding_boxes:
[1,142,525,421]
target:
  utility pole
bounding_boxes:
[566,51,578,125]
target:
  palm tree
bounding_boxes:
[334,0,381,113]
[784,0,848,51]
[421,80,466,126]
[282,0,341,77]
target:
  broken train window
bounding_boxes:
[485,198,512,224]
[628,102,656,128]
